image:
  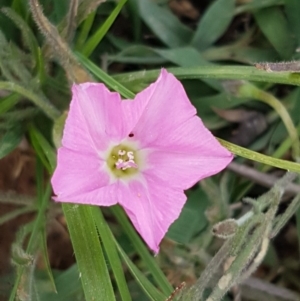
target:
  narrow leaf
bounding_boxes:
[138,0,193,47]
[192,0,235,50]
[285,0,300,44]
[254,7,295,59]
[0,124,23,159]
[111,206,173,296]
[91,207,132,301]
[81,0,128,57]
[62,204,116,301]
[114,239,166,301]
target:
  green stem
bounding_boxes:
[218,138,300,173]
[0,81,60,120]
[112,66,300,87]
[238,83,300,159]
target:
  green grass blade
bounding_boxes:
[111,206,173,296]
[75,10,97,50]
[81,0,128,57]
[254,7,295,59]
[62,204,116,301]
[192,0,235,50]
[40,226,57,293]
[30,124,56,171]
[285,0,300,45]
[91,207,132,301]
[28,124,56,173]
[0,93,20,114]
[138,0,192,47]
[0,124,23,159]
[75,51,135,98]
[114,240,166,301]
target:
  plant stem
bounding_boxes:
[218,138,300,173]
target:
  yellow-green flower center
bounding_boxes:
[106,144,139,178]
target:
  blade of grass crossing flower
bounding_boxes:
[62,204,116,301]
[75,51,135,98]
[91,207,132,301]
[111,206,173,296]
[81,0,128,57]
[114,239,167,301]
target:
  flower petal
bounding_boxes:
[118,176,186,253]
[53,182,120,206]
[121,69,196,147]
[63,83,125,153]
[142,116,233,189]
[62,88,95,154]
[52,147,110,200]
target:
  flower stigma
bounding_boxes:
[106,144,139,178]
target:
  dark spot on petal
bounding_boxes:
[129,133,134,137]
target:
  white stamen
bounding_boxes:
[115,150,138,170]
[127,151,134,160]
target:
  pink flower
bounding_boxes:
[51,69,233,253]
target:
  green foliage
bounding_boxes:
[192,0,235,50]
[0,124,23,159]
[167,187,209,244]
[1,0,300,300]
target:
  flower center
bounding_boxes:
[106,144,139,178]
[116,150,138,170]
